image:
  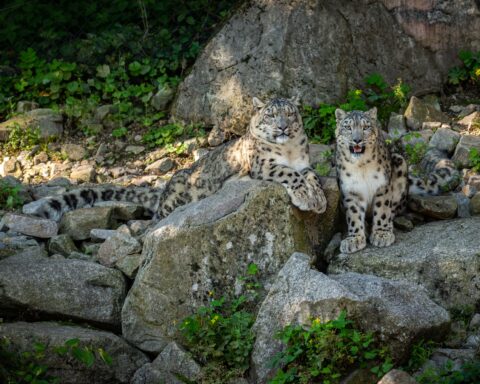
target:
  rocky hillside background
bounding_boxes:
[1,1,480,384]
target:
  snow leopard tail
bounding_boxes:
[22,186,162,222]
[407,148,460,196]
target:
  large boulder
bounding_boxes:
[131,342,200,384]
[0,321,148,384]
[328,217,480,310]
[0,108,63,140]
[122,179,340,352]
[0,248,126,327]
[172,0,480,134]
[251,253,450,382]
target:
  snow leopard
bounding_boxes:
[24,97,327,222]
[335,107,459,254]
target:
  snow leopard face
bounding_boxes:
[335,108,379,159]
[249,97,304,144]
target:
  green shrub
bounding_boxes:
[417,360,480,384]
[0,336,112,384]
[179,263,260,383]
[268,311,393,384]
[3,122,42,152]
[0,179,23,210]
[448,51,480,86]
[303,74,410,144]
[404,339,437,373]
[469,148,480,172]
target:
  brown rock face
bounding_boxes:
[172,0,480,134]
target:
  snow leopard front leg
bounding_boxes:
[340,191,367,253]
[370,185,395,248]
[250,162,326,214]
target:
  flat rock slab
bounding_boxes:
[0,321,148,384]
[328,217,480,310]
[251,253,449,382]
[0,212,58,238]
[0,249,126,326]
[408,194,458,219]
[59,206,114,240]
[122,179,340,353]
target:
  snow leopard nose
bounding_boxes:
[277,116,288,131]
[353,137,362,144]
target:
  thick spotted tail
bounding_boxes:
[408,148,460,196]
[22,186,161,222]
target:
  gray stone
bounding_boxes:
[59,207,114,240]
[128,220,152,236]
[33,151,49,165]
[131,342,200,384]
[151,85,175,111]
[251,253,449,382]
[471,192,480,215]
[94,104,117,122]
[145,157,174,175]
[428,128,460,154]
[452,135,480,168]
[68,251,93,261]
[122,180,340,352]
[193,148,210,161]
[308,143,333,166]
[0,249,126,326]
[404,97,450,130]
[97,232,142,267]
[17,100,39,113]
[1,235,39,250]
[0,213,58,238]
[61,143,86,161]
[115,253,144,279]
[90,228,117,242]
[0,108,63,141]
[400,129,433,150]
[48,234,79,256]
[378,369,417,384]
[387,113,407,139]
[393,216,414,231]
[328,217,480,310]
[408,194,457,219]
[0,322,148,384]
[95,200,145,220]
[172,1,479,134]
[454,193,471,218]
[125,145,145,155]
[470,314,480,330]
[417,348,477,376]
[70,164,96,183]
[456,111,480,130]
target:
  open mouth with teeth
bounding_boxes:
[349,144,365,155]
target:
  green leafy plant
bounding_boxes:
[0,179,24,210]
[3,123,42,152]
[402,132,427,165]
[417,359,480,384]
[179,263,260,383]
[303,75,409,144]
[268,311,392,384]
[0,336,112,384]
[468,148,480,172]
[448,51,480,86]
[404,339,437,373]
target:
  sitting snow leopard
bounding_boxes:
[335,107,459,254]
[24,97,327,222]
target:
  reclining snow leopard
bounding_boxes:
[335,107,459,254]
[24,97,327,222]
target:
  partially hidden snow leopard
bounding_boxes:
[335,107,459,254]
[24,97,327,222]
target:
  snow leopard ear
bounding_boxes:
[252,97,265,109]
[366,107,378,121]
[289,95,301,106]
[335,108,347,123]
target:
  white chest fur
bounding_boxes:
[341,161,388,208]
